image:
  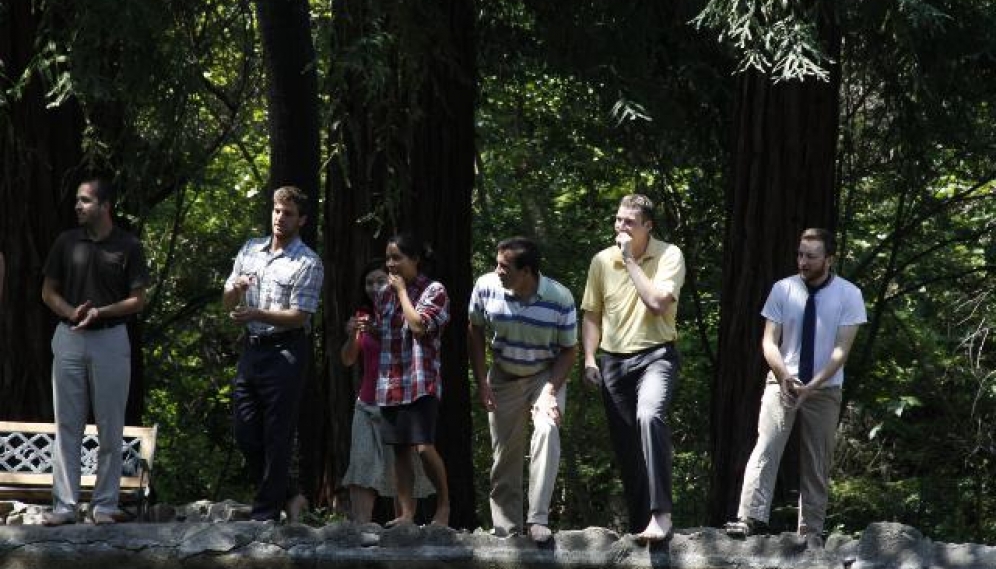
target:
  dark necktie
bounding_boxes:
[798,275,833,384]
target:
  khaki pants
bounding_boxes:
[488,366,565,534]
[737,377,842,533]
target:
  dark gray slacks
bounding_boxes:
[600,344,680,533]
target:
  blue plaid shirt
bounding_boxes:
[224,236,323,335]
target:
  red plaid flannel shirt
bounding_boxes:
[374,274,450,406]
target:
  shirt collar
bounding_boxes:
[502,273,547,303]
[256,235,304,257]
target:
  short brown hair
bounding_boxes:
[619,194,655,224]
[800,228,836,256]
[273,186,309,216]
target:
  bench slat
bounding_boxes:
[0,421,157,506]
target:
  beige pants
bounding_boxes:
[737,376,841,533]
[488,366,565,534]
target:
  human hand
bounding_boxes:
[477,380,497,412]
[779,375,802,408]
[348,314,372,335]
[70,300,94,324]
[229,305,258,324]
[534,384,561,426]
[71,305,99,330]
[583,365,602,387]
[387,273,406,293]
[789,380,814,405]
[233,273,255,292]
[615,232,633,259]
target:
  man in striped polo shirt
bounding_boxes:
[469,237,578,542]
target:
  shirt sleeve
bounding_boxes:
[125,237,151,291]
[224,242,249,291]
[579,255,603,314]
[467,279,486,326]
[289,256,324,314]
[653,244,685,301]
[43,232,68,281]
[760,280,787,323]
[559,300,578,348]
[840,284,868,326]
[417,281,450,333]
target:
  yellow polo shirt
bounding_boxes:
[580,237,685,354]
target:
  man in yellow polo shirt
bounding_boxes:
[581,194,685,543]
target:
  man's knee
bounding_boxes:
[635,406,666,429]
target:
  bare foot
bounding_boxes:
[529,524,553,542]
[385,515,414,528]
[284,494,308,524]
[430,504,450,527]
[635,513,672,544]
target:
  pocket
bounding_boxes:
[267,277,294,308]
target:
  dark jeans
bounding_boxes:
[233,334,308,521]
[600,344,680,533]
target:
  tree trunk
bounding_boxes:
[323,0,477,528]
[708,3,841,527]
[0,2,84,421]
[401,0,477,530]
[317,0,392,514]
[252,0,323,500]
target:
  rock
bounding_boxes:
[208,499,252,522]
[147,503,177,523]
[0,507,991,569]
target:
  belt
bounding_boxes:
[246,328,306,347]
[602,341,675,359]
[60,318,126,331]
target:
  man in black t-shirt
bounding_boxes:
[40,178,149,526]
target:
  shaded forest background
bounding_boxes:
[1,0,994,542]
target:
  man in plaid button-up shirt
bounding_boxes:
[222,186,323,522]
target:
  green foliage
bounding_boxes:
[7,0,994,543]
[693,0,833,81]
[474,0,728,532]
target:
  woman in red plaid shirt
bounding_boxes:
[374,233,451,527]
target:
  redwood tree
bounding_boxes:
[252,0,323,499]
[401,0,477,531]
[0,3,84,421]
[324,0,478,528]
[707,1,842,526]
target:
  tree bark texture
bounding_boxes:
[401,0,477,531]
[323,0,478,528]
[0,2,84,421]
[709,3,841,526]
[252,0,323,500]
[318,0,392,514]
[254,0,322,241]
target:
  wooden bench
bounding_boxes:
[0,421,157,518]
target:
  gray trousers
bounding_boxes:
[487,366,565,534]
[737,377,842,533]
[600,344,679,533]
[50,323,131,515]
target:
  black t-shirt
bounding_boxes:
[43,227,150,324]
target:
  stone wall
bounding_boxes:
[1,520,995,569]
